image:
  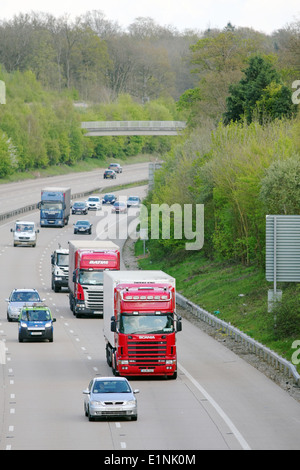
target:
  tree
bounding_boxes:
[224,54,296,124]
[260,155,300,214]
[0,132,14,177]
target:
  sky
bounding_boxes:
[1,0,299,34]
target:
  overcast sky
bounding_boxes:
[1,0,299,34]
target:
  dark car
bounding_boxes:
[72,201,88,215]
[112,201,127,213]
[18,306,56,342]
[108,163,122,173]
[102,194,117,205]
[73,220,92,234]
[104,169,116,179]
[127,196,141,207]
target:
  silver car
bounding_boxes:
[83,377,139,421]
[6,288,44,322]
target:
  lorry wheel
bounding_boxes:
[112,353,119,376]
[106,345,112,367]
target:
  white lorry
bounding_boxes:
[51,246,69,292]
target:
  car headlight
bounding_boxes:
[44,322,52,328]
[126,400,136,406]
[9,306,20,314]
[20,322,27,328]
[90,401,102,406]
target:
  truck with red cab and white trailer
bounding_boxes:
[103,270,182,379]
[68,240,120,318]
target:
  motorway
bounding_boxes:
[0,163,300,450]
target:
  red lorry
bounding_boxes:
[103,270,182,379]
[68,241,120,318]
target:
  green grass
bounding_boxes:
[135,239,300,371]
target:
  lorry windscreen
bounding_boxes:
[57,254,69,266]
[79,270,104,285]
[119,313,174,335]
[41,202,63,210]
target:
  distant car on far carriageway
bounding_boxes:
[104,169,116,179]
[108,163,122,173]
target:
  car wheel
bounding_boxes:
[131,415,137,421]
[18,336,23,343]
[88,408,94,421]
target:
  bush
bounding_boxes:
[273,295,300,339]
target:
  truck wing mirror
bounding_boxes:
[111,316,117,332]
[177,316,182,332]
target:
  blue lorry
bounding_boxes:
[40,187,71,227]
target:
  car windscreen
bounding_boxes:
[93,380,131,393]
[16,224,34,232]
[20,309,51,321]
[11,292,40,302]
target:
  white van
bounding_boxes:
[11,220,39,247]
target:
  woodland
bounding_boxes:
[0,10,299,271]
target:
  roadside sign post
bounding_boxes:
[266,215,300,312]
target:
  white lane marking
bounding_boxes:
[0,340,6,364]
[178,362,251,450]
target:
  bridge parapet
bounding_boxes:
[81,120,186,136]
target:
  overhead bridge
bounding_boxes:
[81,121,186,136]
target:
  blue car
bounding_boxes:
[18,306,56,342]
[73,220,92,234]
[102,194,117,205]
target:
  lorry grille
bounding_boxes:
[127,340,167,366]
[84,288,103,309]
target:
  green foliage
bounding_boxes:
[273,295,300,339]
[146,115,300,266]
[224,55,297,124]
[0,131,14,177]
[260,155,300,214]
